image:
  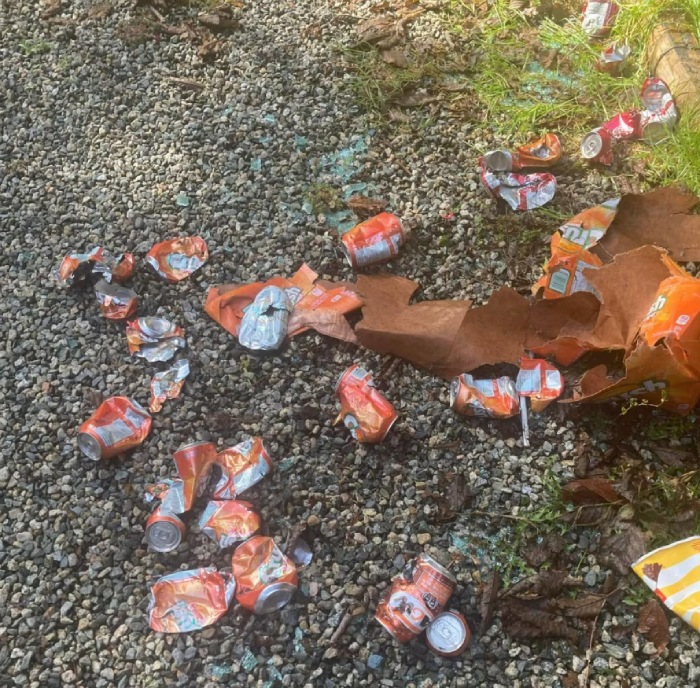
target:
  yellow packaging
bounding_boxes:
[632,536,700,630]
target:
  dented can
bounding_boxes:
[198,500,261,548]
[581,110,641,165]
[77,396,152,460]
[483,133,561,172]
[238,285,292,351]
[341,212,406,270]
[516,358,564,412]
[126,317,186,362]
[639,77,678,143]
[94,278,139,320]
[54,247,105,286]
[595,43,630,75]
[581,0,618,37]
[450,374,519,419]
[375,554,457,643]
[335,365,398,443]
[212,437,273,500]
[173,441,218,512]
[149,358,190,413]
[146,236,209,282]
[231,536,298,614]
[425,611,471,657]
[145,506,186,553]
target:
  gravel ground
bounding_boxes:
[1,1,698,687]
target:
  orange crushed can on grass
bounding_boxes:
[198,500,261,548]
[145,506,186,553]
[335,365,398,443]
[639,276,700,347]
[450,374,519,419]
[212,437,273,499]
[77,396,152,460]
[375,554,457,643]
[231,536,298,614]
[146,236,209,282]
[173,441,218,512]
[340,212,406,270]
[483,133,561,172]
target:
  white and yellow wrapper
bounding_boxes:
[632,536,700,631]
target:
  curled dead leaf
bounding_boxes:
[86,2,113,20]
[381,48,408,67]
[562,478,626,506]
[500,598,579,642]
[522,533,565,568]
[600,524,647,576]
[552,593,607,619]
[479,570,501,634]
[346,194,388,218]
[637,599,669,655]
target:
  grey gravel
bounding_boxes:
[0,0,695,687]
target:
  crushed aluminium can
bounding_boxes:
[94,278,139,320]
[198,500,261,548]
[126,317,186,363]
[146,236,209,282]
[238,285,292,351]
[55,247,135,286]
[77,396,152,460]
[159,479,187,515]
[480,163,556,211]
[231,536,299,614]
[375,554,457,644]
[482,133,561,172]
[580,110,641,165]
[639,77,678,143]
[425,610,471,657]
[145,506,186,553]
[340,212,406,270]
[173,441,218,512]
[516,358,564,412]
[450,374,519,419]
[335,365,398,444]
[596,43,631,75]
[149,358,190,413]
[581,0,618,37]
[212,437,273,500]
[147,567,236,633]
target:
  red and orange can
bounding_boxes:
[145,506,186,553]
[340,212,406,270]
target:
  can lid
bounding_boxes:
[425,611,471,656]
[78,432,102,461]
[483,149,513,172]
[254,582,297,614]
[145,517,183,553]
[580,131,604,160]
[139,317,174,338]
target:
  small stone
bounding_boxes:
[417,533,431,545]
[367,654,383,670]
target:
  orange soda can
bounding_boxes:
[173,441,218,512]
[94,279,139,320]
[231,536,298,614]
[340,212,406,270]
[77,396,152,460]
[375,554,457,643]
[483,133,561,172]
[212,437,273,499]
[145,506,186,553]
[335,365,398,443]
[450,374,519,419]
[198,500,261,548]
[146,236,209,282]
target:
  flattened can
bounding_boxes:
[335,365,398,443]
[375,554,457,643]
[341,212,405,270]
[173,440,218,512]
[425,610,471,656]
[146,236,209,282]
[145,506,186,553]
[212,437,273,500]
[94,279,139,320]
[231,536,298,614]
[199,500,261,548]
[77,396,152,460]
[238,285,292,351]
[450,374,519,419]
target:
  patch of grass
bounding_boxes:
[20,39,52,56]
[646,412,697,440]
[304,183,342,214]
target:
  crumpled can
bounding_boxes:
[94,278,139,320]
[238,285,292,351]
[55,247,135,286]
[126,317,186,362]
[144,478,176,503]
[483,133,561,172]
[536,234,603,298]
[450,374,519,418]
[198,500,261,548]
[159,479,187,515]
[638,276,700,347]
[173,441,218,512]
[147,567,236,633]
[231,536,298,614]
[516,358,564,412]
[632,536,700,631]
[595,43,630,75]
[375,554,457,644]
[149,358,190,413]
[581,0,618,37]
[335,365,398,443]
[480,164,556,211]
[212,437,273,500]
[639,77,678,143]
[77,396,152,460]
[145,506,186,553]
[581,111,641,165]
[146,236,209,282]
[340,212,406,270]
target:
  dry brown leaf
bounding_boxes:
[198,39,227,63]
[40,0,63,19]
[197,10,240,33]
[637,599,669,655]
[503,570,575,599]
[387,108,411,123]
[355,17,399,48]
[562,478,626,506]
[393,90,437,107]
[346,194,387,218]
[522,534,565,568]
[479,570,501,634]
[562,671,579,688]
[600,525,647,576]
[86,2,113,20]
[652,445,693,467]
[381,48,408,67]
[553,593,607,619]
[500,599,580,642]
